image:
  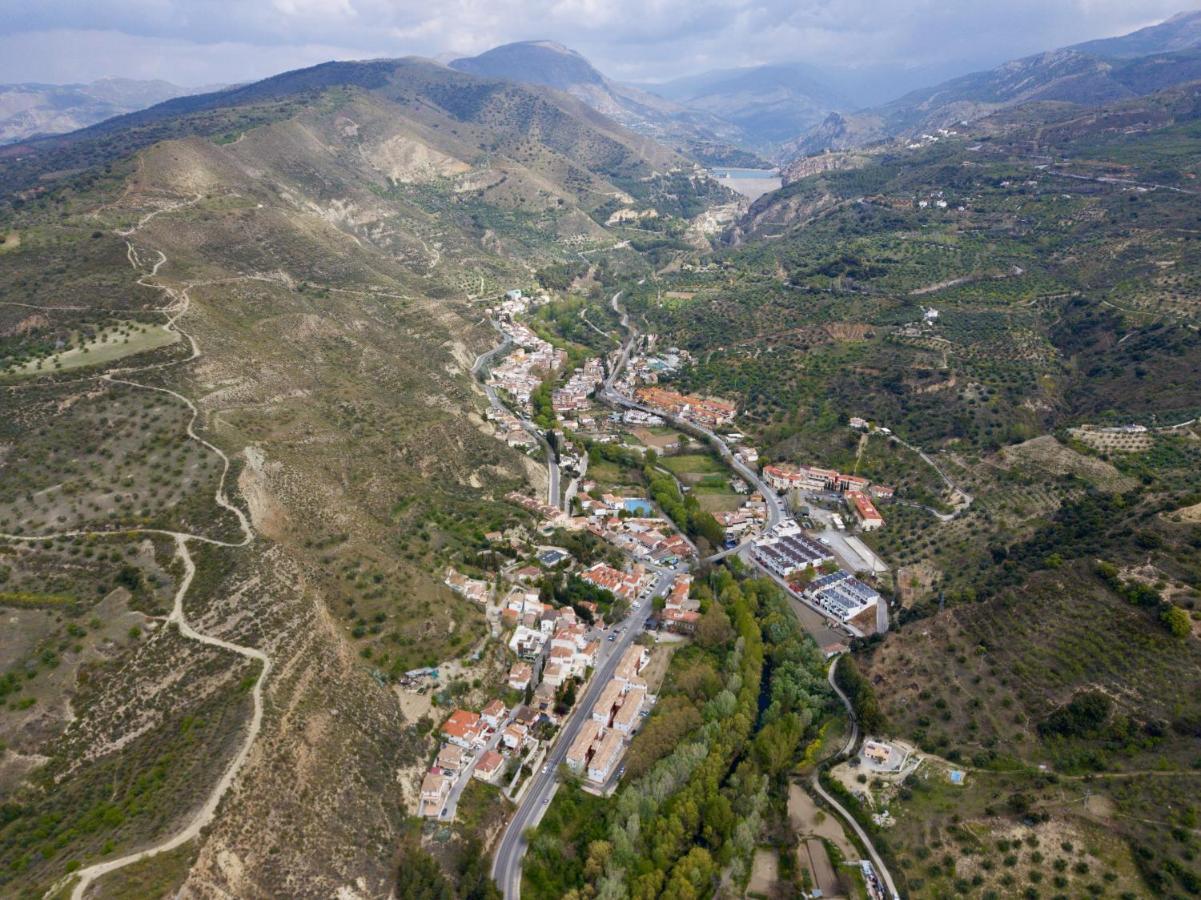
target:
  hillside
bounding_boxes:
[449,41,767,166]
[586,80,1201,894]
[0,57,726,898]
[1070,9,1201,58]
[790,10,1201,156]
[0,78,198,145]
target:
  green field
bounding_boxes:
[7,321,179,377]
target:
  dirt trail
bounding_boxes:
[0,192,270,900]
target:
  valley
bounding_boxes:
[1,12,1201,900]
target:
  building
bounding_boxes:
[444,569,488,604]
[752,531,834,577]
[868,483,894,501]
[634,386,736,428]
[592,680,624,726]
[535,682,557,716]
[613,686,646,734]
[661,608,701,634]
[762,463,871,494]
[481,699,507,730]
[805,571,881,622]
[587,729,625,784]
[502,722,529,751]
[509,625,548,659]
[665,573,694,611]
[566,719,603,772]
[441,710,485,749]
[614,645,649,687]
[436,744,464,774]
[512,565,542,582]
[863,741,891,764]
[419,769,452,817]
[538,548,569,567]
[579,562,653,602]
[508,661,533,692]
[474,750,505,783]
[513,705,540,728]
[846,490,884,531]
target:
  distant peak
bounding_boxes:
[526,40,575,54]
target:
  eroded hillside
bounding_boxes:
[0,58,725,898]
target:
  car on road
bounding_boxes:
[608,634,616,641]
[542,764,549,774]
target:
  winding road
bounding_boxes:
[472,320,563,510]
[0,196,271,900]
[813,657,900,900]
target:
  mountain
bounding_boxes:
[638,63,846,153]
[790,10,1201,156]
[1069,8,1201,58]
[0,77,200,144]
[0,56,729,899]
[449,41,768,166]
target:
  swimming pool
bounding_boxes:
[622,498,654,516]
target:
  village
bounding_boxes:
[413,294,711,822]
[419,288,903,829]
[421,559,696,820]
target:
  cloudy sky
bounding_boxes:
[0,0,1194,88]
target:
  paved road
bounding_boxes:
[813,657,901,900]
[472,323,563,510]
[491,564,681,899]
[441,710,517,821]
[596,294,890,641]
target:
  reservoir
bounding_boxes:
[709,167,782,200]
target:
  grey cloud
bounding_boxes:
[0,0,1195,86]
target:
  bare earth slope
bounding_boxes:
[0,59,716,898]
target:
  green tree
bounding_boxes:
[1162,605,1191,638]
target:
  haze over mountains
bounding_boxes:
[791,8,1201,154]
[8,10,1201,165]
[0,78,208,145]
[448,40,765,165]
[450,11,1201,161]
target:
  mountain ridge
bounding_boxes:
[449,40,770,165]
[788,9,1201,156]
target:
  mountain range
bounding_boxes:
[4,10,1201,900]
[0,78,209,145]
[11,11,1201,168]
[449,40,767,165]
[791,9,1201,155]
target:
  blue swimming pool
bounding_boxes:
[622,498,654,516]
